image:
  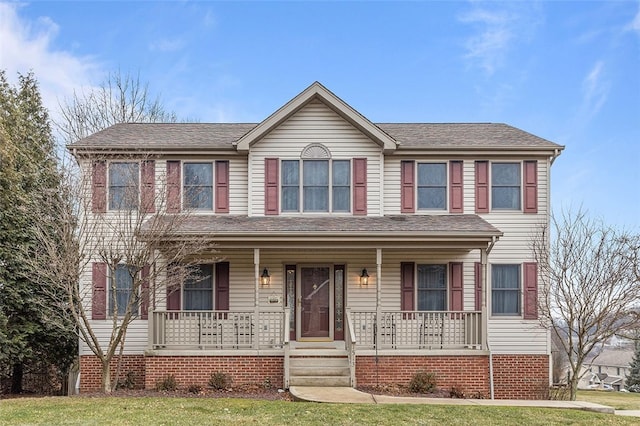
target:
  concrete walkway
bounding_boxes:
[289,386,638,417]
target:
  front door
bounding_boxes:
[299,266,331,340]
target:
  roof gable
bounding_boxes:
[234,82,398,153]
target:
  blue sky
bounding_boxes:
[1,1,639,228]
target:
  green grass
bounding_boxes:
[577,390,640,410]
[0,397,635,426]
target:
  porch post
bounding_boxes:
[481,247,489,350]
[254,248,260,349]
[376,248,382,349]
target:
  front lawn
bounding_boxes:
[577,390,640,410]
[0,396,634,425]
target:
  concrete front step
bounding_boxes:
[289,375,351,387]
[289,356,351,387]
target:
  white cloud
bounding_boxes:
[149,38,185,53]
[627,3,640,34]
[0,2,101,125]
[581,61,610,119]
[459,2,541,76]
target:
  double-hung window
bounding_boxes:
[417,163,447,210]
[109,162,139,210]
[184,264,213,310]
[281,159,351,213]
[109,264,134,316]
[184,163,213,210]
[492,163,521,210]
[491,264,520,315]
[417,264,447,311]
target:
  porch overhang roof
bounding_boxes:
[141,214,502,249]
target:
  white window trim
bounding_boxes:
[280,158,353,215]
[489,263,523,318]
[490,161,523,212]
[107,161,140,211]
[416,161,448,212]
[182,161,215,212]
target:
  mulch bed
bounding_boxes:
[356,384,453,399]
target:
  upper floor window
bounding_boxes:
[109,264,134,316]
[417,163,447,210]
[184,163,213,210]
[109,162,139,210]
[491,264,520,315]
[417,264,447,311]
[491,163,521,210]
[281,159,351,213]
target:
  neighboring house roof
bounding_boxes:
[141,214,502,247]
[586,348,634,368]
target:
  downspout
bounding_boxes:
[485,236,497,400]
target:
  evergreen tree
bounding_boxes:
[626,340,640,391]
[0,70,76,394]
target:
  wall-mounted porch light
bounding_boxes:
[360,268,370,287]
[261,268,271,287]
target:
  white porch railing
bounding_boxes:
[150,311,284,350]
[149,310,481,351]
[351,311,482,350]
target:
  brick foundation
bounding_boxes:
[79,355,146,392]
[144,356,284,390]
[356,355,491,397]
[492,354,549,400]
[79,353,548,399]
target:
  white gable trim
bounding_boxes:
[234,82,398,153]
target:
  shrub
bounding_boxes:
[116,371,136,390]
[408,371,436,393]
[262,377,273,389]
[155,375,178,391]
[208,371,232,390]
[187,384,203,394]
[449,385,465,399]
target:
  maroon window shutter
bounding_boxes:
[523,262,538,319]
[264,158,279,215]
[92,262,107,320]
[401,161,415,213]
[215,262,230,311]
[141,160,155,214]
[449,262,463,311]
[92,161,107,213]
[166,161,181,213]
[523,160,538,214]
[449,161,464,213]
[401,262,415,311]
[475,161,489,213]
[474,262,482,311]
[215,160,230,213]
[166,264,181,310]
[353,158,367,215]
[140,264,150,319]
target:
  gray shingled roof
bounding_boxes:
[69,122,562,151]
[377,123,560,149]
[142,214,502,241]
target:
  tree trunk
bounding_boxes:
[11,363,23,394]
[101,360,112,394]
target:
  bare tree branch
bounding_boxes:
[532,207,640,400]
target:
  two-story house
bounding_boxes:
[70,82,563,399]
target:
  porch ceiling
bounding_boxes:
[142,214,502,249]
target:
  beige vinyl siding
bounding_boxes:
[249,99,382,216]
[228,158,248,214]
[487,320,549,355]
